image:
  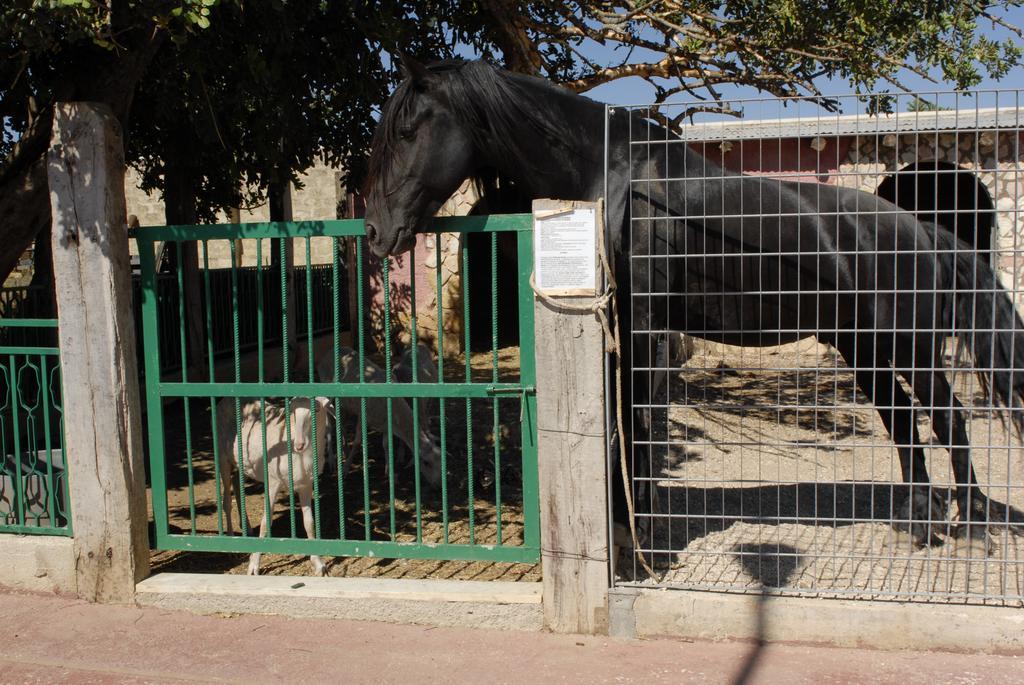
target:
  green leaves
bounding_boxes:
[124,0,422,219]
[3,0,1021,227]
[168,1,216,29]
[562,0,1020,99]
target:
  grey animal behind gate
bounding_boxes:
[392,342,439,430]
[315,346,443,486]
[391,342,497,490]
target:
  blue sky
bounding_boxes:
[513,6,1024,114]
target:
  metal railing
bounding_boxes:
[0,285,54,322]
[137,216,539,567]
[0,266,339,382]
[0,318,71,536]
[611,90,1023,605]
[134,263,339,378]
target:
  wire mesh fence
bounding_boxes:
[611,91,1024,605]
[138,217,539,574]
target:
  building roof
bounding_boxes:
[677,106,1022,142]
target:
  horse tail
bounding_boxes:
[936,225,1024,436]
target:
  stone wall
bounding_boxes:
[414,180,481,357]
[836,129,1024,294]
[122,160,481,360]
[125,163,343,269]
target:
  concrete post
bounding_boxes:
[532,199,610,634]
[48,102,150,602]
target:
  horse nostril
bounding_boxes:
[365,222,378,244]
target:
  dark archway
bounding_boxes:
[465,176,530,352]
[876,161,996,255]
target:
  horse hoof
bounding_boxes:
[951,524,997,557]
[888,527,924,551]
[896,491,947,547]
[478,469,495,489]
[890,523,941,549]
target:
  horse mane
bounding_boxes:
[363,59,582,195]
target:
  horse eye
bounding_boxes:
[399,127,414,140]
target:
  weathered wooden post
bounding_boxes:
[48,102,150,602]
[533,198,610,634]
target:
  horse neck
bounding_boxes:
[621,113,731,216]
[480,74,607,202]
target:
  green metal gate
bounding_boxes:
[0,317,70,536]
[138,215,539,564]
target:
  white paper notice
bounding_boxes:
[533,207,597,295]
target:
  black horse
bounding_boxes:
[362,56,1024,552]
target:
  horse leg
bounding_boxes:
[899,343,994,550]
[831,331,943,546]
[638,334,660,546]
[652,333,679,402]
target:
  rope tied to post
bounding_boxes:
[529,199,656,579]
[528,273,617,353]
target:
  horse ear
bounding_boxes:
[399,52,434,88]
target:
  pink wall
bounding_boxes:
[364,234,435,318]
[691,137,855,184]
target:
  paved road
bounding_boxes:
[1,587,1020,684]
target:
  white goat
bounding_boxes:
[392,342,439,430]
[216,396,331,576]
[315,346,442,486]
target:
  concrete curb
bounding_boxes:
[136,573,543,632]
[0,534,76,594]
[609,586,1024,652]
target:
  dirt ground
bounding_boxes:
[149,333,1024,604]
[150,345,540,583]
[628,338,1024,605]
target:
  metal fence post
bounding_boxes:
[532,199,610,634]
[48,102,149,602]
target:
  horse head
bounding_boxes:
[363,55,480,258]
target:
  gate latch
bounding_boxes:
[485,385,536,420]
[485,385,535,395]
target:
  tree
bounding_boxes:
[0,1,447,285]
[1,1,201,281]
[907,96,953,112]
[476,2,1022,95]
[121,1,448,367]
[2,0,1021,284]
[126,2,431,221]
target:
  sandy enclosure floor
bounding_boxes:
[623,338,1024,605]
[150,346,540,583]
[150,332,1024,601]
